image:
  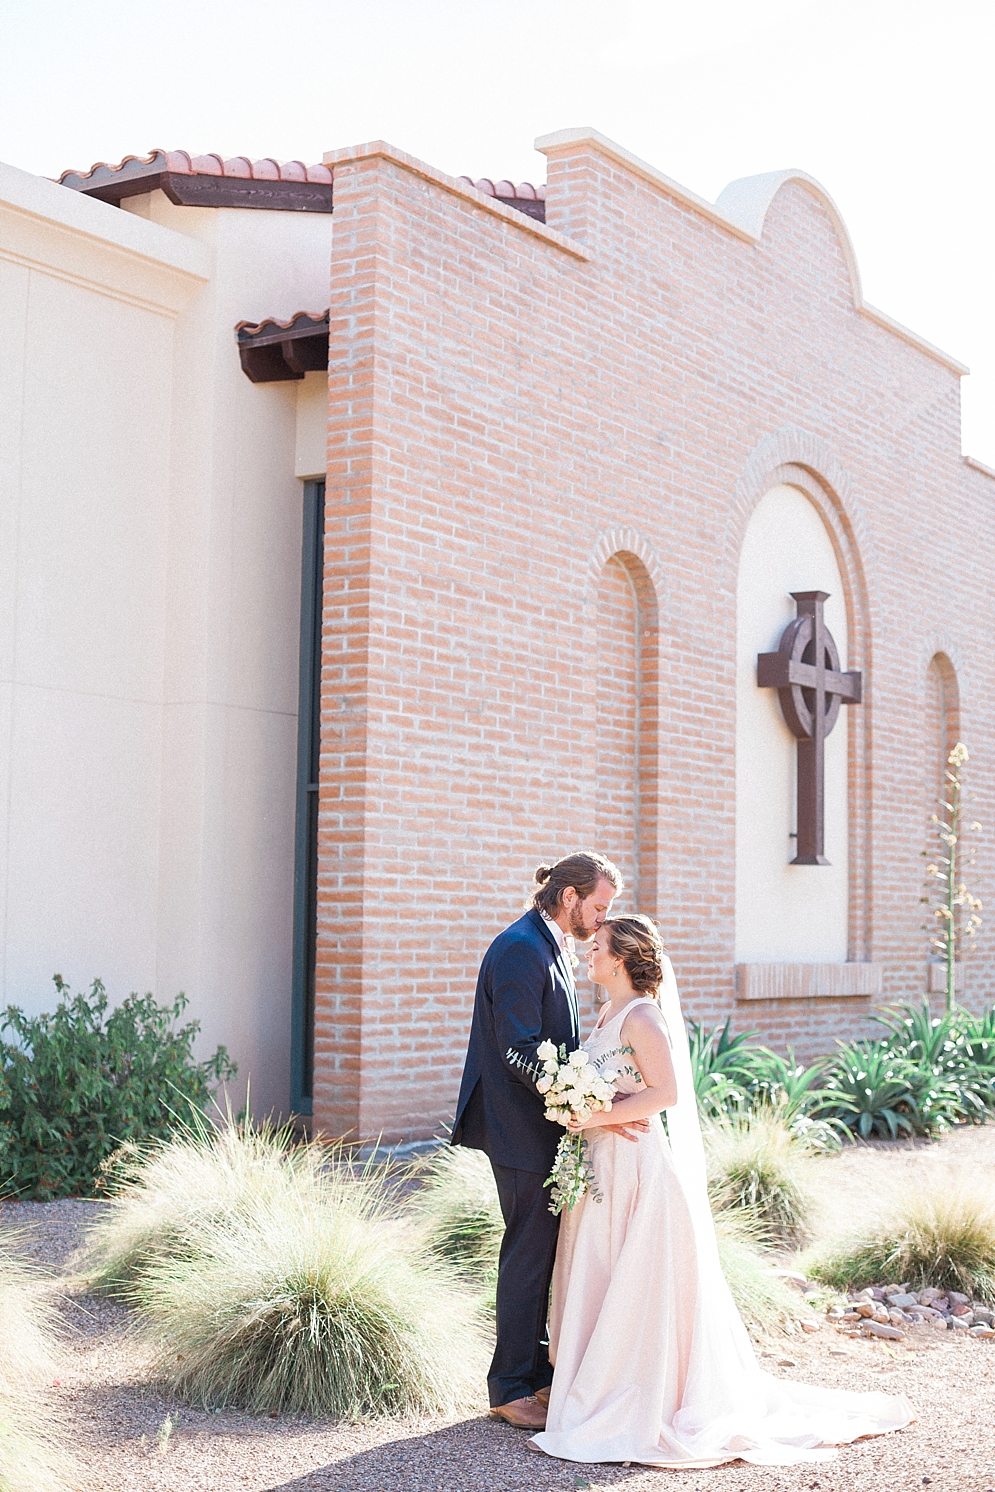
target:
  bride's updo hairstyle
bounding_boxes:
[603,914,666,997]
[527,851,623,915]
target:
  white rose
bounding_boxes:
[569,1049,588,1069]
[581,1064,600,1085]
[542,1059,559,1075]
[599,1068,618,1085]
[537,1040,558,1061]
[536,1075,553,1094]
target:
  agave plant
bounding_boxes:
[687,1019,756,1117]
[739,1049,843,1151]
[875,1000,966,1070]
[959,1006,995,1076]
[875,1001,995,1121]
[816,1044,923,1140]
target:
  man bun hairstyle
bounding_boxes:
[527,851,623,916]
[603,914,666,997]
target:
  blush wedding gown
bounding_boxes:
[530,961,915,1469]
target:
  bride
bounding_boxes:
[530,914,914,1469]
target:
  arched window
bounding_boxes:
[926,652,960,806]
[595,553,659,917]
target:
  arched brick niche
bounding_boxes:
[926,651,961,801]
[726,435,878,1038]
[727,436,874,967]
[588,533,662,919]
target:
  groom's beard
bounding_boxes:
[568,907,599,943]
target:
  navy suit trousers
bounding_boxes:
[487,1161,561,1407]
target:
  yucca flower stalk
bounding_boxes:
[924,742,982,1012]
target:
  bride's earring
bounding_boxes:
[612,963,620,977]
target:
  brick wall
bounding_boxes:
[313,138,995,1139]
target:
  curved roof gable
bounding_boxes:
[536,129,967,376]
[715,169,862,306]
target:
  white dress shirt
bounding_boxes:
[540,909,566,951]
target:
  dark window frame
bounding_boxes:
[290,479,324,1115]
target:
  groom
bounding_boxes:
[452,850,646,1428]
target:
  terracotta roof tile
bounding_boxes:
[235,310,329,338]
[57,149,333,187]
[456,176,546,201]
[56,151,541,219]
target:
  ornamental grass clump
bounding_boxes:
[140,1170,484,1418]
[712,1212,802,1335]
[84,1116,315,1293]
[703,1108,815,1246]
[0,1241,74,1492]
[810,1173,995,1303]
[408,1143,503,1276]
[90,1122,486,1419]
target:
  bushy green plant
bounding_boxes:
[874,1000,995,1121]
[814,1043,937,1140]
[86,1122,485,1419]
[703,1108,814,1245]
[810,1174,995,1302]
[0,1240,74,1492]
[0,977,236,1200]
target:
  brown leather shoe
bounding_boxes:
[533,1386,550,1408]
[489,1395,547,1429]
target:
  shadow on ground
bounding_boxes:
[260,1415,649,1492]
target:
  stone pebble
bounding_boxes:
[822,1279,995,1340]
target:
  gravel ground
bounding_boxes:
[5,1131,995,1492]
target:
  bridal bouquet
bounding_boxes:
[536,1041,617,1214]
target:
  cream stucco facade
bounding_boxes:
[0,159,331,1114]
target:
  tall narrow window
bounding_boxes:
[594,551,659,918]
[926,653,960,804]
[291,480,324,1116]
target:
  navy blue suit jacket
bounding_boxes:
[452,909,580,1174]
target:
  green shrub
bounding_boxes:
[814,1039,970,1139]
[0,1240,74,1492]
[873,1000,995,1121]
[703,1108,814,1245]
[810,1174,995,1302]
[0,977,236,1200]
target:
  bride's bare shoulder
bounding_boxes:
[620,1000,668,1039]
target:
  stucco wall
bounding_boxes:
[0,161,333,1116]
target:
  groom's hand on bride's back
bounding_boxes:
[601,1116,651,1142]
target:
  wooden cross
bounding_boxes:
[757,591,862,865]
